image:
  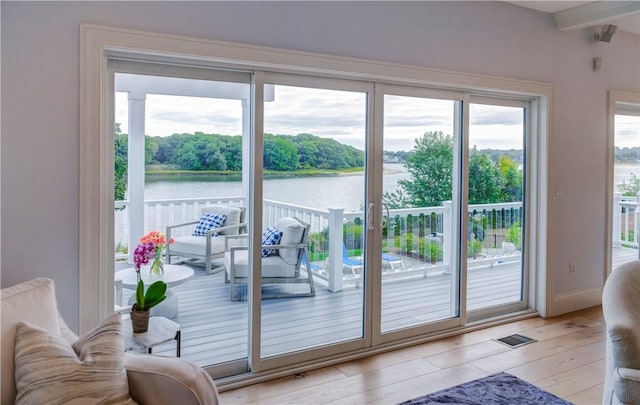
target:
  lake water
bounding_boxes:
[615,164,640,192]
[143,164,640,212]
[145,164,409,212]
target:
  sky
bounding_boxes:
[115,80,640,151]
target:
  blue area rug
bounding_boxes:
[399,372,573,405]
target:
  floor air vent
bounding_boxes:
[495,334,537,348]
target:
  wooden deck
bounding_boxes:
[120,247,637,368]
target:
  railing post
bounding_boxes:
[328,208,344,292]
[442,201,453,274]
[613,192,622,248]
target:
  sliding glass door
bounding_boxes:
[112,65,253,377]
[466,100,528,318]
[257,75,371,366]
[109,61,535,378]
[378,86,464,341]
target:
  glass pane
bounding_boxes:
[381,95,460,332]
[113,73,250,370]
[612,112,640,268]
[260,84,367,357]
[467,103,525,312]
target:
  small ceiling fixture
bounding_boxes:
[594,24,618,42]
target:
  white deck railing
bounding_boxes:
[116,194,640,287]
[613,193,640,249]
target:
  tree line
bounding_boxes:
[115,129,364,172]
[616,146,640,163]
[115,126,527,207]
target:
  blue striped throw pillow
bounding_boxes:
[192,213,227,236]
[261,227,283,257]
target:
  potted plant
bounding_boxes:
[130,240,168,333]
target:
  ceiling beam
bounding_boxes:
[553,1,640,31]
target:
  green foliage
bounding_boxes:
[115,131,363,174]
[386,131,453,208]
[115,242,128,255]
[114,124,127,201]
[467,239,483,258]
[264,135,299,170]
[506,221,522,249]
[145,137,159,165]
[343,222,364,249]
[386,131,524,208]
[135,280,167,311]
[468,149,502,204]
[175,133,229,171]
[619,173,640,197]
[498,155,523,202]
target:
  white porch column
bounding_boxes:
[442,201,453,273]
[128,91,146,262]
[327,208,344,292]
[613,192,621,248]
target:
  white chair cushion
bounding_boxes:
[14,313,135,405]
[171,235,227,256]
[225,250,296,278]
[1,278,61,405]
[276,217,305,265]
[200,206,242,235]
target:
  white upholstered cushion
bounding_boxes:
[275,217,305,265]
[125,353,220,405]
[603,260,640,404]
[225,250,297,278]
[172,235,228,256]
[14,313,135,405]
[1,278,61,405]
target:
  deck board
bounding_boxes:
[120,247,636,367]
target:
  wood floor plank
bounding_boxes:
[242,358,441,405]
[535,358,605,398]
[322,364,488,405]
[565,382,604,405]
[221,308,608,404]
[471,322,605,373]
[218,365,345,404]
[425,339,510,368]
[505,340,606,383]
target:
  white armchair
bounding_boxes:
[167,205,246,274]
[1,278,219,405]
[224,217,315,301]
[602,260,640,405]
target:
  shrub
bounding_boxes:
[506,221,522,249]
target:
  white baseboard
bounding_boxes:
[547,287,603,317]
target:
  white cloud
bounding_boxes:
[615,114,640,149]
[116,83,528,152]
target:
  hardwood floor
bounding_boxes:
[219,306,606,405]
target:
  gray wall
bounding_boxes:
[2,1,639,331]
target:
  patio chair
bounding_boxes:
[224,217,315,301]
[301,252,324,273]
[342,245,363,278]
[166,205,246,274]
[382,252,405,271]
